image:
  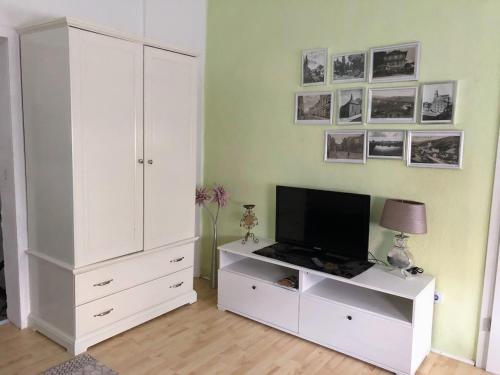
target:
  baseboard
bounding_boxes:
[430,348,475,366]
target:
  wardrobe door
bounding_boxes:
[144,47,197,250]
[69,28,144,267]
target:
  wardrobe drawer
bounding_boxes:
[76,267,192,336]
[75,243,194,305]
[218,270,299,332]
[299,294,412,373]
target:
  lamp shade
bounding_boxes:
[380,199,427,234]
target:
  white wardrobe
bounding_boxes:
[20,18,198,354]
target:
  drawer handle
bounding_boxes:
[170,281,184,289]
[346,315,352,321]
[93,308,114,317]
[252,285,256,290]
[170,257,185,263]
[93,279,114,287]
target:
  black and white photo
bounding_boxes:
[324,130,366,164]
[337,88,364,124]
[369,42,420,83]
[332,52,366,82]
[367,130,405,159]
[367,87,417,124]
[295,92,333,124]
[301,48,327,86]
[407,131,464,169]
[420,81,457,124]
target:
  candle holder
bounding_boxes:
[240,204,259,244]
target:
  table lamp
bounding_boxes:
[379,199,427,278]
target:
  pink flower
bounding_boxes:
[212,184,229,208]
[195,186,211,206]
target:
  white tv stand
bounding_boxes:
[217,239,435,375]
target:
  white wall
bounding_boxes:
[0,28,29,328]
[0,198,4,290]
[144,0,207,276]
[0,0,143,34]
[0,0,207,327]
[144,0,206,52]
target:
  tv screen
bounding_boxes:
[276,185,370,261]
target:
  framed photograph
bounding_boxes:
[332,52,367,82]
[337,88,364,125]
[367,130,405,159]
[324,130,366,164]
[295,92,333,124]
[420,81,457,124]
[367,87,418,124]
[407,131,464,169]
[369,42,420,83]
[301,48,327,86]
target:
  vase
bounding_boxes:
[210,222,218,289]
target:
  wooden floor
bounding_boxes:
[0,278,487,375]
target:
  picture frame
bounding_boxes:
[420,81,458,124]
[369,42,421,83]
[301,48,327,86]
[367,87,418,124]
[336,87,365,125]
[324,130,366,164]
[295,91,333,125]
[407,130,464,169]
[332,51,367,83]
[367,130,406,160]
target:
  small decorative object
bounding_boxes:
[195,184,229,289]
[337,88,364,124]
[380,199,427,279]
[324,130,366,164]
[367,130,405,159]
[332,52,367,82]
[367,87,418,124]
[420,81,457,124]
[277,275,299,290]
[295,91,333,125]
[369,42,421,83]
[407,130,464,169]
[301,48,327,86]
[240,204,259,244]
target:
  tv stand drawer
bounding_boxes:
[218,270,299,332]
[299,294,412,373]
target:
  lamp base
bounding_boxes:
[387,234,414,269]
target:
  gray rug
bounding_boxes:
[40,354,118,375]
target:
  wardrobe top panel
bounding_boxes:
[17,16,198,58]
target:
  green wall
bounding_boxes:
[203,0,500,360]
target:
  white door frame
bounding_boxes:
[477,132,500,370]
[0,25,29,329]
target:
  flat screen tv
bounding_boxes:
[275,185,370,261]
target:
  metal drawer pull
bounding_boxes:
[147,159,153,164]
[170,281,184,289]
[138,159,144,164]
[170,257,185,263]
[93,279,113,287]
[93,308,114,317]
